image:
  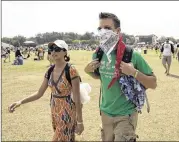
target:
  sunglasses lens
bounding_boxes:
[48,47,53,52]
[54,47,62,52]
[49,45,65,52]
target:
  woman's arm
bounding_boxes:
[71,77,83,123]
[20,78,48,104]
[8,78,48,112]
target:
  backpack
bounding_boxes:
[94,45,133,76]
[47,63,73,86]
[47,63,82,85]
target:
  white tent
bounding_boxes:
[24,41,35,44]
[137,42,145,45]
[1,42,14,48]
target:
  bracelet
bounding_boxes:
[18,100,22,105]
[134,70,139,78]
[77,121,83,125]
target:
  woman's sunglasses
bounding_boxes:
[48,45,66,52]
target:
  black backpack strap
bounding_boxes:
[94,47,104,76]
[47,65,55,80]
[65,63,82,86]
[170,44,174,54]
[65,63,72,86]
[122,45,133,63]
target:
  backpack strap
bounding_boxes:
[64,63,82,87]
[94,47,104,76]
[170,43,174,54]
[47,65,55,80]
[94,46,133,77]
[65,63,72,86]
[122,45,133,63]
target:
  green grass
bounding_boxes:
[2,50,179,141]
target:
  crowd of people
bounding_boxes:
[2,40,179,66]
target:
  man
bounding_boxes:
[160,38,174,75]
[177,44,179,62]
[174,42,178,59]
[4,47,11,63]
[84,12,157,142]
[155,43,159,54]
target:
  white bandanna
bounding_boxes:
[98,29,119,62]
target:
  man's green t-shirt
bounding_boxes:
[92,50,153,117]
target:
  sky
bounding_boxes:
[2,1,179,39]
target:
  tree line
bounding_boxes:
[2,31,179,47]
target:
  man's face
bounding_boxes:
[98,18,120,34]
[166,39,169,43]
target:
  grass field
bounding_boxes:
[2,50,179,141]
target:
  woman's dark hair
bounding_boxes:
[99,12,120,28]
[64,54,70,62]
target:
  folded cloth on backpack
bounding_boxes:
[119,75,149,113]
[71,83,91,104]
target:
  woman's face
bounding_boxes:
[50,44,66,61]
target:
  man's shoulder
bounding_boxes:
[131,50,143,59]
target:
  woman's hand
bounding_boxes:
[8,101,22,113]
[75,123,84,135]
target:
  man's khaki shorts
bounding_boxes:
[162,56,172,65]
[101,111,138,141]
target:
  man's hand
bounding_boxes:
[120,61,136,76]
[84,59,101,73]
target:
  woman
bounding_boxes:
[3,47,10,63]
[8,40,84,141]
[15,47,23,65]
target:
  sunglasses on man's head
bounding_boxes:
[48,45,66,52]
[97,26,112,31]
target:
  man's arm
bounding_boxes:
[84,59,101,80]
[120,50,157,89]
[120,62,157,89]
[132,70,157,89]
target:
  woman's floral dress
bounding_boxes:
[45,64,79,141]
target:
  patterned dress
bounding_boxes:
[45,65,79,141]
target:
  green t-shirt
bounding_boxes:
[92,50,153,117]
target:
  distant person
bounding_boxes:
[15,47,23,65]
[42,49,45,60]
[177,44,179,62]
[38,48,43,60]
[160,38,174,75]
[47,49,54,67]
[174,42,178,59]
[3,47,11,63]
[155,43,159,54]
[143,46,147,54]
[8,40,84,141]
[1,47,7,58]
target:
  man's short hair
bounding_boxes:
[99,12,120,28]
